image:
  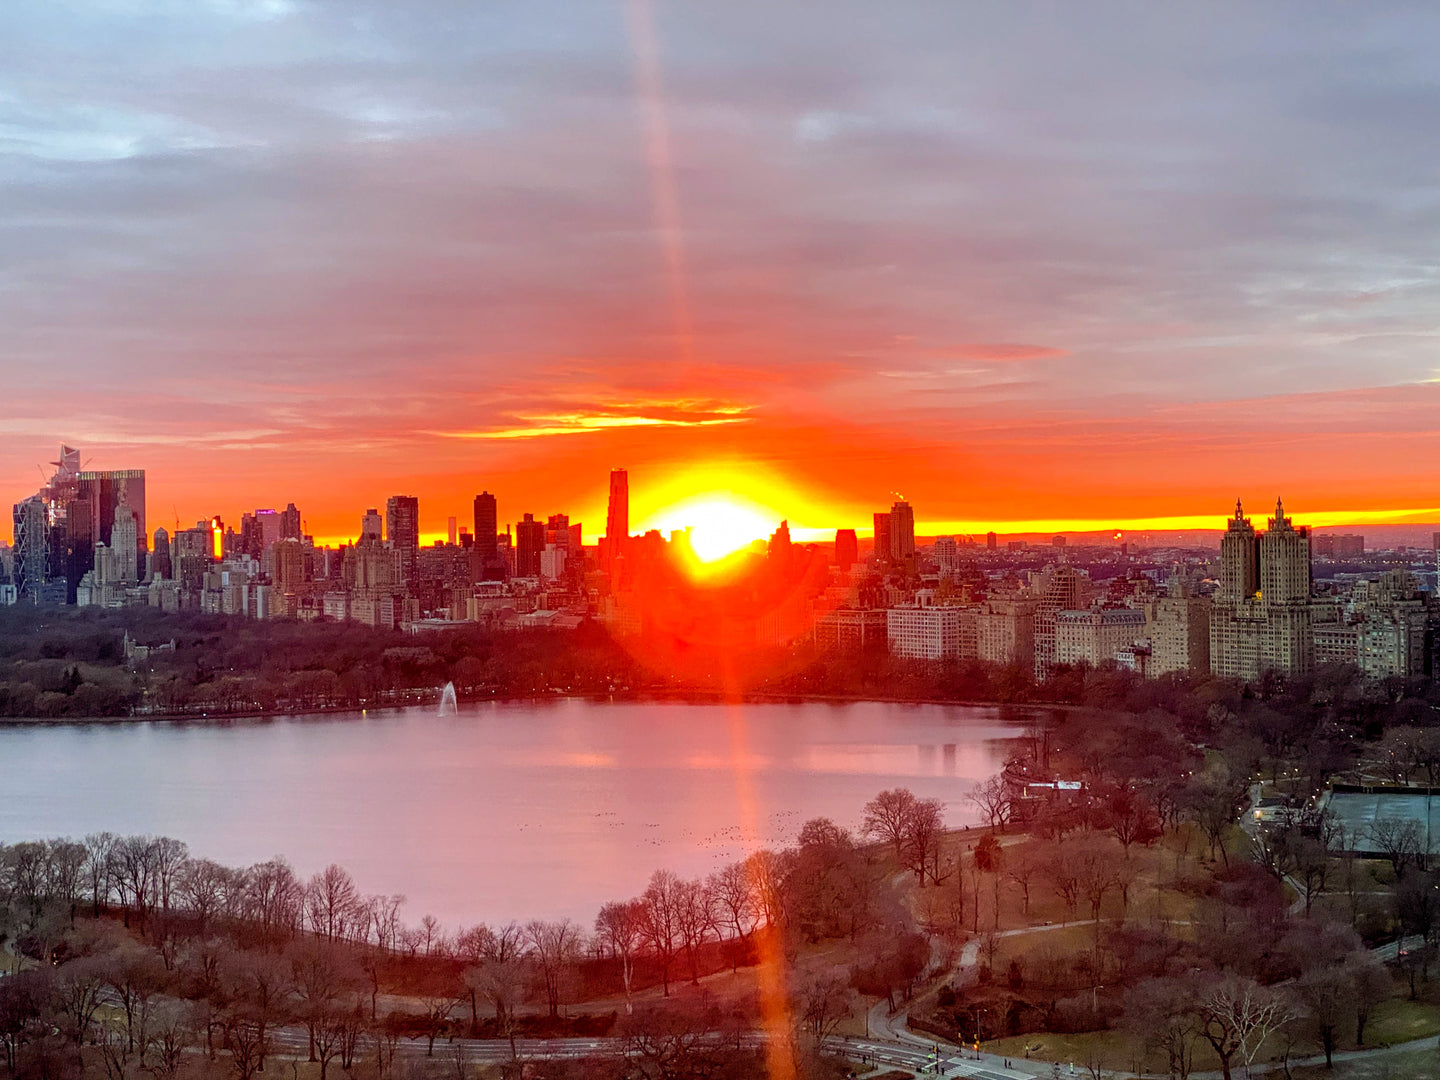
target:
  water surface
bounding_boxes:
[0,698,1018,926]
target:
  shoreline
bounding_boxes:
[0,688,1074,726]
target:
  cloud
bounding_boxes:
[436,413,750,440]
[431,399,755,440]
[7,2,1440,534]
[936,344,1069,363]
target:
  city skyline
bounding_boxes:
[9,440,1440,557]
[5,4,1440,542]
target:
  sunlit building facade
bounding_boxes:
[1209,498,1313,681]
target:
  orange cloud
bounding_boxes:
[929,343,1069,362]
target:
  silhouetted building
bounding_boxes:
[889,500,916,561]
[769,520,792,561]
[280,502,302,541]
[516,513,545,577]
[254,509,281,550]
[1312,533,1364,559]
[834,529,858,570]
[360,508,383,543]
[386,495,420,584]
[873,512,891,564]
[605,468,629,567]
[474,492,498,561]
[815,608,886,652]
[986,531,997,550]
[151,527,172,580]
[933,536,958,572]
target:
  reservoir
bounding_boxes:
[0,698,1021,928]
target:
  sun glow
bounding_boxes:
[648,493,778,562]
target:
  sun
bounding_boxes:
[644,492,779,563]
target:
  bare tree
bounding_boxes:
[902,798,946,885]
[243,857,303,938]
[47,839,88,924]
[287,938,363,1063]
[524,918,581,1018]
[1075,841,1121,923]
[1193,974,1295,1080]
[744,851,789,929]
[304,864,363,943]
[967,775,1013,832]
[145,1002,194,1080]
[106,939,168,1058]
[473,958,527,1060]
[1184,769,1245,867]
[1005,846,1041,916]
[53,955,111,1048]
[419,913,447,957]
[675,879,713,985]
[225,948,291,1070]
[862,788,919,856]
[640,871,684,997]
[790,971,852,1047]
[1368,817,1423,878]
[595,900,646,1013]
[83,832,117,917]
[221,1015,266,1080]
[417,989,463,1057]
[177,859,229,936]
[151,838,189,918]
[1043,844,1081,923]
[706,862,756,943]
[112,836,162,927]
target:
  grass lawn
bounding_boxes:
[1294,1046,1440,1079]
[983,1029,1148,1073]
[1363,996,1440,1047]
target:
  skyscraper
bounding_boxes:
[360,508,383,543]
[873,512,891,564]
[255,509,282,550]
[11,496,48,599]
[109,506,139,586]
[1210,497,1313,680]
[769,520,792,561]
[77,469,146,581]
[605,469,629,565]
[151,527,172,580]
[386,495,420,583]
[474,492,498,562]
[834,529,858,570]
[1259,498,1310,604]
[280,502,302,541]
[889,500,916,561]
[1033,563,1081,678]
[516,513,545,577]
[1218,499,1259,602]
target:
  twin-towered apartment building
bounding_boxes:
[874,498,1434,683]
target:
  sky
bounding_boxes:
[4,1,1440,546]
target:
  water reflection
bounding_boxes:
[0,699,1020,925]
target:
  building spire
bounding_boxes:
[1235,497,1243,520]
